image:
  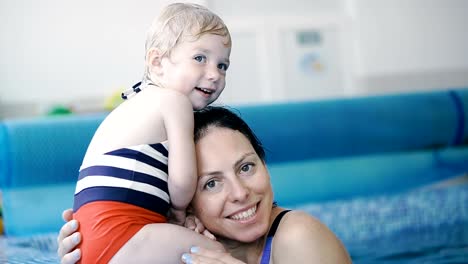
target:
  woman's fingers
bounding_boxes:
[57,231,81,258]
[181,247,245,264]
[182,253,223,264]
[57,209,82,263]
[57,220,80,258]
[57,219,78,244]
[61,248,81,264]
[62,209,74,222]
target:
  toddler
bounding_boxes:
[72,3,231,263]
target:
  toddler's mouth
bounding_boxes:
[196,87,214,95]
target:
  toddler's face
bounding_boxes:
[159,33,231,110]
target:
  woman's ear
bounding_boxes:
[146,48,164,76]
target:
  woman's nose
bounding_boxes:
[228,178,249,202]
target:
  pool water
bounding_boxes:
[0,234,58,263]
[347,222,468,263]
[1,184,467,263]
[296,183,468,263]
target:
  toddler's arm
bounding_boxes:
[161,92,198,224]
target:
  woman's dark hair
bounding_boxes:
[194,106,265,161]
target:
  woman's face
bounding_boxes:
[191,127,273,243]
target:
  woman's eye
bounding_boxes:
[218,63,229,71]
[204,179,217,190]
[240,163,253,173]
[194,55,206,63]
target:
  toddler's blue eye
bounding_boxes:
[194,55,206,62]
[218,63,228,71]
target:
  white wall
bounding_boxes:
[208,0,345,17]
[215,12,353,104]
[206,0,353,104]
[210,0,468,102]
[347,0,468,93]
[1,0,467,118]
[0,0,206,117]
[0,0,351,117]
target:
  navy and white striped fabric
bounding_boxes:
[73,142,170,215]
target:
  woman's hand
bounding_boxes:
[185,215,216,240]
[181,247,245,264]
[57,209,81,264]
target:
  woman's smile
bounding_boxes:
[227,204,258,222]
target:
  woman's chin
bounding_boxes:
[231,223,270,243]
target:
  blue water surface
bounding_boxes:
[1,183,467,263]
[296,183,468,263]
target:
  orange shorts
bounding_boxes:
[73,201,166,264]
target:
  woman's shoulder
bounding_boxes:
[271,209,351,263]
[276,210,325,238]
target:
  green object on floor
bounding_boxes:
[47,105,72,116]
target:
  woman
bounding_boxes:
[58,106,351,264]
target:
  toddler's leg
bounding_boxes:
[110,223,224,264]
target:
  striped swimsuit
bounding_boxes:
[73,142,170,264]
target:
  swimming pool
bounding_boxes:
[1,182,466,263]
[297,182,468,263]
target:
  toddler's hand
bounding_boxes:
[185,215,216,240]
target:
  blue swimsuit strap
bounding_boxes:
[259,210,291,264]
